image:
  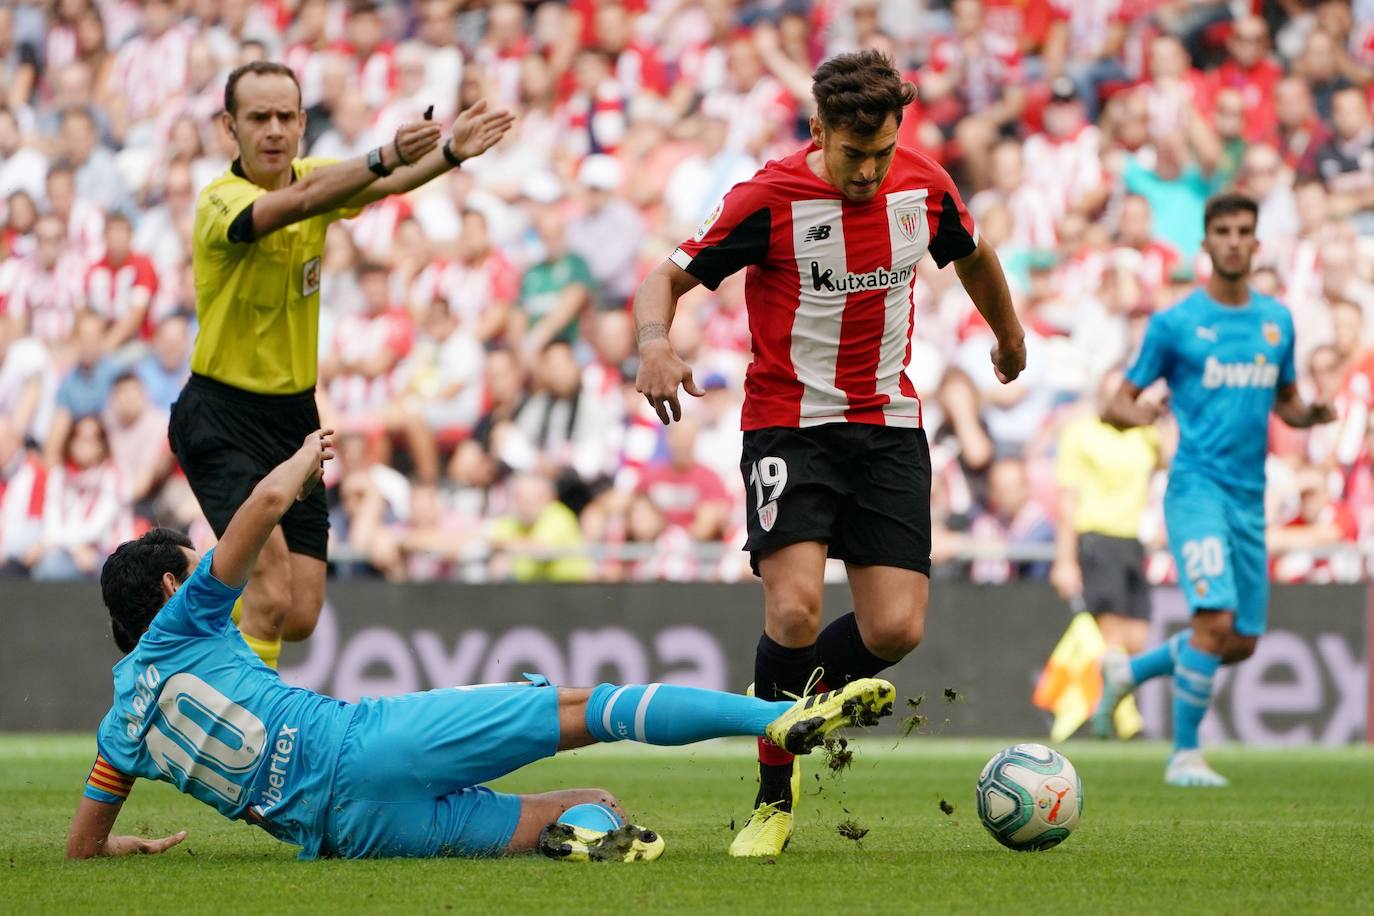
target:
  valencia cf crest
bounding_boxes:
[1262,321,1281,346]
[1195,579,1209,599]
[758,500,778,532]
[895,206,922,243]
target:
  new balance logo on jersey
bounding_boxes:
[803,224,832,243]
[809,261,914,293]
[1201,355,1279,389]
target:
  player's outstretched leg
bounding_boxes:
[1091,630,1190,738]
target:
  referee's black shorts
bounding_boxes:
[1077,532,1149,620]
[169,373,328,562]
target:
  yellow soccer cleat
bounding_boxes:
[729,754,802,858]
[538,822,665,863]
[765,678,896,755]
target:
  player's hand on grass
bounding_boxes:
[103,830,187,856]
[991,335,1026,384]
[393,120,444,167]
[297,428,336,502]
[448,99,516,162]
[637,344,704,425]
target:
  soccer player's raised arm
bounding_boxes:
[245,121,442,238]
[210,429,336,588]
[953,239,1025,384]
[634,260,705,425]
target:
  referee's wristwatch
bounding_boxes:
[367,146,393,177]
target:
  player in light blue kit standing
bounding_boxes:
[66,429,896,862]
[1093,193,1333,787]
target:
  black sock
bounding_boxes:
[754,632,816,810]
[814,613,892,687]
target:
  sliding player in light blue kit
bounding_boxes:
[66,429,895,862]
[1093,193,1333,786]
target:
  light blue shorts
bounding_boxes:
[1164,471,1268,637]
[320,682,560,858]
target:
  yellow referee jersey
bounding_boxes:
[191,157,360,394]
[1056,412,1160,539]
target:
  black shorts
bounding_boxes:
[1078,533,1149,620]
[168,374,328,562]
[740,424,931,576]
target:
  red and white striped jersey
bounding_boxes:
[85,254,159,335]
[670,144,977,431]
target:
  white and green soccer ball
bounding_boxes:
[975,743,1082,851]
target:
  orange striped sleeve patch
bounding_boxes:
[87,755,134,800]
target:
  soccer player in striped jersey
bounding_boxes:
[67,432,896,862]
[634,50,1026,857]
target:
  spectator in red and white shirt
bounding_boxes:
[969,139,1059,251]
[336,0,396,109]
[1202,15,1281,144]
[561,47,630,159]
[1021,77,1109,230]
[109,0,190,139]
[409,208,518,345]
[968,456,1055,584]
[27,414,131,580]
[1112,192,1180,307]
[323,260,415,427]
[636,416,731,541]
[85,215,159,352]
[593,1,667,100]
[1137,34,1210,144]
[0,413,46,573]
[1270,465,1361,584]
[1,214,85,348]
[698,35,796,159]
[43,165,104,267]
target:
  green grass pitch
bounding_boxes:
[6,735,1373,914]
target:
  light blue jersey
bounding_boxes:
[1127,287,1294,630]
[88,551,353,858]
[1126,287,1295,497]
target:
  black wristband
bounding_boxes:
[393,135,410,167]
[367,146,392,177]
[442,144,462,169]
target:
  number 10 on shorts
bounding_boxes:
[749,457,788,531]
[1181,536,1225,581]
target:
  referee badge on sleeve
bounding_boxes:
[302,257,322,296]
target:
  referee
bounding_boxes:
[170,61,512,668]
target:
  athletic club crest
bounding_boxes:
[895,206,922,243]
[758,500,778,532]
[1262,321,1281,346]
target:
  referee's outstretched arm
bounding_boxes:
[243,120,443,238]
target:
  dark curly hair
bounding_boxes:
[812,50,917,135]
[101,527,194,653]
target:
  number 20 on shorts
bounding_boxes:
[1181,536,1225,581]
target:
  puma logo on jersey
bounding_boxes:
[1201,355,1279,389]
[809,261,914,293]
[803,224,832,242]
[1195,326,1217,342]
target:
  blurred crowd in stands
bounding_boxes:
[2,0,1374,584]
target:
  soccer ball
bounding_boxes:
[975,743,1082,851]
